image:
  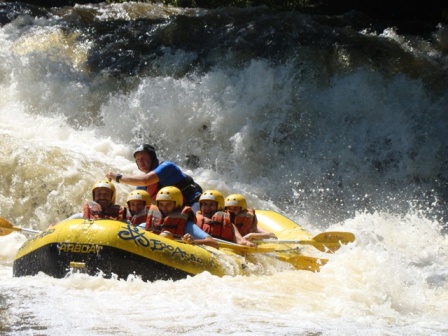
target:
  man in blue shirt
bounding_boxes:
[106,144,203,212]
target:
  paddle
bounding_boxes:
[214,238,328,271]
[276,254,328,272]
[0,217,41,236]
[214,238,276,253]
[253,231,355,252]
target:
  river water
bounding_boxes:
[1,3,447,335]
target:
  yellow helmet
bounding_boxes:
[156,186,183,208]
[126,190,151,206]
[224,194,247,211]
[199,190,224,210]
[92,180,116,204]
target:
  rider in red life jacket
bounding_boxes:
[66,180,127,222]
[196,190,255,247]
[145,186,218,248]
[126,189,152,226]
[224,193,277,241]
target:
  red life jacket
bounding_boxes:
[83,203,126,221]
[127,207,149,226]
[197,211,234,241]
[145,204,195,236]
[231,209,256,236]
[147,184,159,202]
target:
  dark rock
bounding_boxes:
[0,2,48,26]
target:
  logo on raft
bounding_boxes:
[58,243,103,254]
[52,224,204,265]
[118,224,204,264]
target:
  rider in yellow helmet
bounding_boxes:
[92,180,117,209]
[59,180,127,224]
[225,193,276,241]
[196,190,254,246]
[126,190,152,225]
[144,186,218,248]
[198,190,225,216]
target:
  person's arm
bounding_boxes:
[182,233,218,248]
[184,222,219,248]
[105,171,159,187]
[255,226,277,237]
[232,224,256,247]
[243,231,277,241]
[244,213,276,240]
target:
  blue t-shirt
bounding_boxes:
[139,161,200,205]
[184,221,209,239]
[153,161,186,185]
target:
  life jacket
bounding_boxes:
[136,185,159,203]
[173,175,203,206]
[196,211,234,241]
[83,203,126,221]
[195,212,208,229]
[231,209,256,236]
[145,204,196,236]
[127,207,149,226]
[137,174,202,206]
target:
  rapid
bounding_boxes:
[1,3,447,335]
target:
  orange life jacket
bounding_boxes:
[231,209,256,236]
[145,204,196,236]
[127,207,149,226]
[83,203,126,221]
[196,211,234,241]
[195,212,208,229]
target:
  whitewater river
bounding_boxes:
[1,3,448,335]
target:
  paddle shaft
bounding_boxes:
[254,239,343,252]
[254,231,355,244]
[214,238,275,253]
[0,217,41,236]
[0,225,41,235]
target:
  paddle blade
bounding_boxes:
[313,231,355,244]
[310,231,356,252]
[0,217,15,236]
[278,255,328,272]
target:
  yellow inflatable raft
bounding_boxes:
[11,210,354,280]
[12,219,247,281]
